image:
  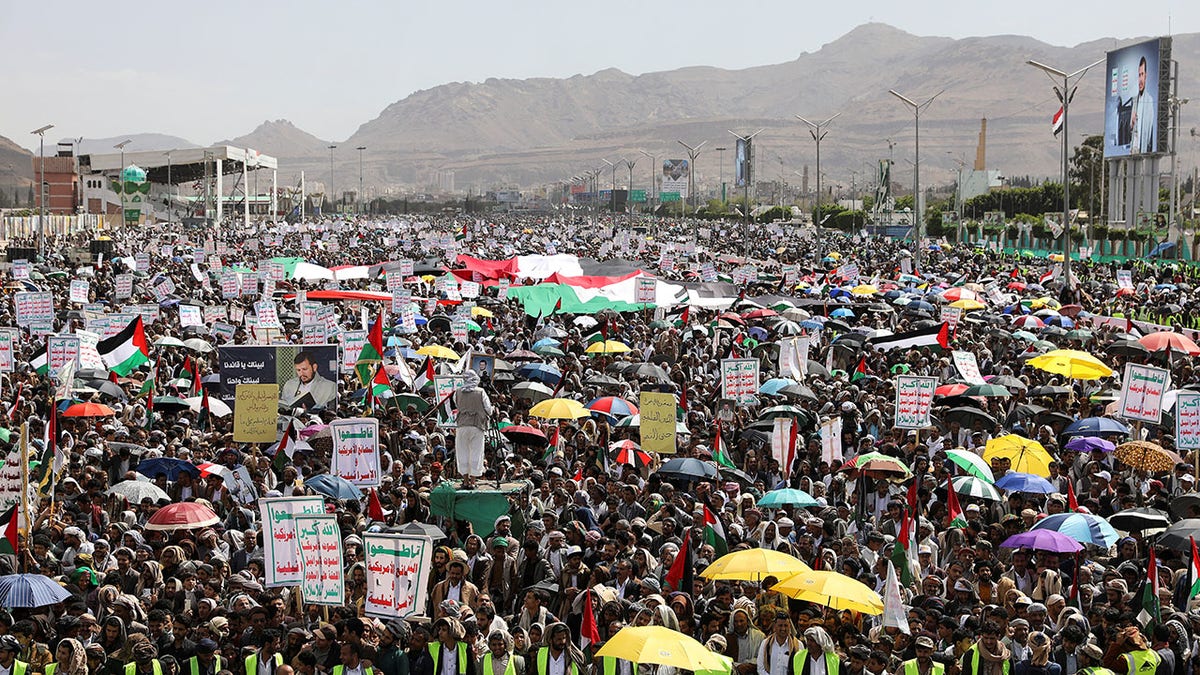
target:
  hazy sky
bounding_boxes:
[2,0,1197,149]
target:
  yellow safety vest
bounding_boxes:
[601,657,638,675]
[429,642,470,675]
[333,667,375,675]
[12,662,27,675]
[245,653,283,675]
[536,648,580,675]
[44,665,54,675]
[903,660,945,675]
[968,646,1009,675]
[792,650,840,675]
[187,656,223,675]
[125,661,163,675]
[1124,650,1162,675]
[484,654,517,675]
[1076,668,1117,675]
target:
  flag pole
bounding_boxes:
[19,422,29,574]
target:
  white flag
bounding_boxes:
[882,561,911,634]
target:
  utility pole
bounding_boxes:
[795,113,840,225]
[356,146,367,215]
[327,144,337,214]
[716,146,727,203]
[624,157,638,221]
[601,158,619,213]
[164,150,172,223]
[638,150,657,213]
[31,124,53,258]
[676,140,707,215]
[728,129,764,255]
[888,91,943,269]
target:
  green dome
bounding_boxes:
[120,164,147,183]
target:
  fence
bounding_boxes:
[0,214,105,240]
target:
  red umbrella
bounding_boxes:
[741,308,779,320]
[62,402,116,418]
[609,441,652,469]
[942,288,979,303]
[935,383,969,397]
[1058,304,1085,318]
[145,502,220,531]
[1007,282,1026,291]
[717,312,745,325]
[1139,332,1200,355]
[499,425,549,447]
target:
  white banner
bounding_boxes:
[1117,363,1170,424]
[330,418,381,486]
[363,534,433,620]
[295,514,345,605]
[894,375,938,429]
[259,496,325,587]
[952,350,986,385]
[1176,392,1200,450]
[720,358,759,405]
[820,416,843,464]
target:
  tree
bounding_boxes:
[1070,134,1106,216]
[26,184,33,207]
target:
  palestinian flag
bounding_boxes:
[712,420,736,469]
[703,506,729,557]
[1137,545,1161,631]
[552,297,563,315]
[868,323,951,352]
[946,477,967,528]
[355,314,385,386]
[271,430,294,473]
[369,364,393,407]
[678,385,689,412]
[580,589,601,653]
[851,356,869,382]
[455,222,468,242]
[0,506,16,555]
[433,390,456,426]
[670,306,690,327]
[30,345,48,376]
[412,357,435,391]
[141,360,158,431]
[663,529,694,592]
[1189,536,1200,601]
[178,356,201,396]
[197,387,211,432]
[97,316,150,376]
[889,506,916,586]
[6,383,23,419]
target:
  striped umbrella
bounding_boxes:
[945,449,995,482]
[952,476,1002,501]
[609,440,652,469]
[588,396,639,418]
[0,574,73,608]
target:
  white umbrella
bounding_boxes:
[154,336,187,348]
[183,338,214,353]
[185,396,232,417]
[952,475,1002,501]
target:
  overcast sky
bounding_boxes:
[2,0,1197,149]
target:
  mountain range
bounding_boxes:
[4,23,1198,197]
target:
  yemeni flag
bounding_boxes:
[663,529,694,592]
[1039,268,1055,284]
[868,323,951,352]
[851,355,869,382]
[703,506,729,557]
[890,507,916,586]
[355,314,385,386]
[367,487,386,521]
[271,430,295,473]
[1067,481,1079,511]
[97,316,150,376]
[0,506,16,555]
[30,345,48,376]
[1136,546,1161,631]
[1188,537,1200,601]
[1052,106,1064,136]
[580,589,601,652]
[713,420,736,469]
[412,357,435,391]
[946,477,967,528]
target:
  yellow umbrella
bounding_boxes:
[416,345,460,360]
[597,626,732,673]
[528,398,591,420]
[585,340,632,354]
[949,299,987,311]
[1027,349,1113,380]
[470,307,494,318]
[701,549,811,581]
[1048,253,1065,262]
[772,570,884,614]
[1030,297,1062,310]
[851,284,879,296]
[826,252,842,260]
[420,274,436,283]
[983,435,1053,477]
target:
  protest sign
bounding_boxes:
[952,350,986,385]
[295,514,345,606]
[939,306,963,336]
[115,274,133,300]
[259,497,326,587]
[14,292,54,326]
[433,375,464,427]
[11,260,28,280]
[635,277,656,305]
[363,534,433,620]
[894,376,937,429]
[340,331,368,373]
[720,358,759,405]
[220,345,339,411]
[1117,270,1134,290]
[639,392,677,454]
[0,329,14,373]
[255,301,281,329]
[302,324,327,345]
[1117,363,1169,424]
[232,384,281,442]
[820,416,843,464]
[1176,392,1200,450]
[330,418,381,486]
[179,305,204,327]
[48,336,81,372]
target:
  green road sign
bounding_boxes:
[660,192,681,203]
[630,190,647,203]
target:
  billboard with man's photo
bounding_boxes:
[219,344,340,411]
[661,159,689,199]
[1103,37,1171,158]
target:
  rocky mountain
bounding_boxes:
[0,134,33,194]
[217,120,331,159]
[75,134,200,156]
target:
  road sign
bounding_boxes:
[630,190,647,203]
[660,192,681,203]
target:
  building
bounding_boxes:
[31,141,82,214]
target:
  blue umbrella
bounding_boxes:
[995,472,1056,493]
[908,301,935,312]
[1031,512,1121,547]
[1003,303,1032,315]
[1045,316,1075,328]
[133,458,200,481]
[759,378,798,396]
[1064,437,1116,453]
[532,337,560,350]
[829,288,853,299]
[0,574,73,608]
[305,474,363,501]
[799,320,825,330]
[830,308,855,318]
[1061,417,1130,438]
[517,363,562,385]
[757,488,820,508]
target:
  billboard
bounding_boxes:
[1103,38,1171,158]
[734,138,751,188]
[662,159,689,199]
[218,344,340,411]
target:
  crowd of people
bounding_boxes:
[0,214,1198,675]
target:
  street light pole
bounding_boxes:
[327,144,337,214]
[31,124,53,259]
[624,157,638,220]
[601,158,619,213]
[114,139,132,230]
[638,150,656,212]
[356,146,367,215]
[1026,58,1103,294]
[716,146,727,203]
[676,140,707,215]
[888,90,943,270]
[726,130,763,233]
[795,113,840,225]
[164,150,173,223]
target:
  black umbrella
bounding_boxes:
[1006,403,1048,425]
[778,384,818,403]
[989,376,1027,391]
[629,364,671,383]
[941,407,997,428]
[1034,411,1075,429]
[583,374,622,388]
[1028,385,1072,397]
[1156,518,1200,552]
[1169,494,1200,520]
[806,361,831,379]
[399,522,447,540]
[1108,507,1171,532]
[718,466,756,487]
[656,457,719,482]
[86,380,128,401]
[1106,340,1151,358]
